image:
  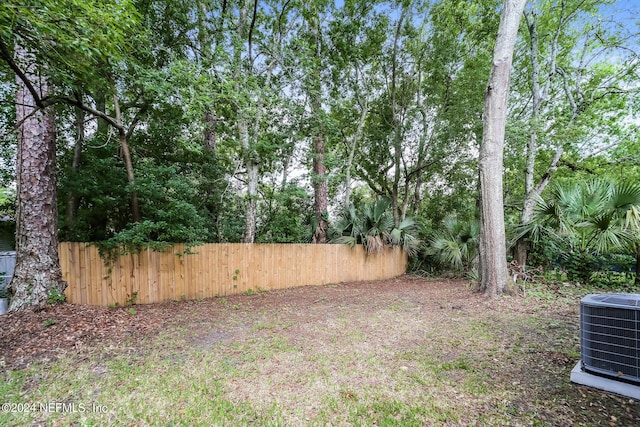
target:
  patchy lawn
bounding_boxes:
[0,276,638,426]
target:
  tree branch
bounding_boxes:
[0,39,44,109]
[126,104,149,139]
[57,95,122,131]
[247,0,259,64]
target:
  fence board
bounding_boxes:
[59,242,407,306]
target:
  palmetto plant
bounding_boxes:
[524,179,640,252]
[330,198,420,255]
[517,179,640,283]
[426,215,480,271]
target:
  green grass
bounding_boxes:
[1,350,283,426]
[1,278,638,426]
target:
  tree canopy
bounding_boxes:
[1,0,639,305]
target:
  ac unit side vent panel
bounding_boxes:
[580,294,640,385]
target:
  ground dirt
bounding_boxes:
[1,275,639,426]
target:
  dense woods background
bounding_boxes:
[1,0,640,308]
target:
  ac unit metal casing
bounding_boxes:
[580,293,640,384]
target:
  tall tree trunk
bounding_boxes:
[390,7,407,227]
[65,103,84,231]
[113,95,141,222]
[412,70,430,216]
[479,0,527,297]
[9,45,66,311]
[234,0,259,244]
[307,11,328,244]
[240,117,258,243]
[204,110,217,153]
[95,92,109,138]
[343,102,368,207]
[243,48,277,244]
[514,4,567,268]
[514,8,546,267]
[514,147,563,266]
[312,130,328,243]
[391,127,402,227]
[243,161,259,243]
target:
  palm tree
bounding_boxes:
[426,215,480,272]
[331,198,420,255]
[517,179,640,283]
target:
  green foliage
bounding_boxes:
[0,0,141,90]
[1,0,637,269]
[58,137,244,252]
[588,271,634,290]
[0,187,11,206]
[256,184,313,243]
[425,216,480,272]
[42,319,55,327]
[47,289,66,305]
[126,291,138,306]
[331,198,420,255]
[562,250,597,284]
[521,178,640,284]
[0,189,15,231]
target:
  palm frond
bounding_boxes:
[331,235,357,247]
[611,182,640,211]
[372,198,391,222]
[397,217,415,231]
[625,205,640,231]
[363,235,384,254]
[401,233,421,257]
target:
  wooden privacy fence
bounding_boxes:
[59,243,408,306]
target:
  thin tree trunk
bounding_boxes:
[9,45,66,311]
[240,116,258,243]
[514,9,542,269]
[281,154,290,190]
[515,147,562,266]
[65,103,84,231]
[344,102,368,207]
[391,127,402,227]
[412,70,429,216]
[243,160,259,243]
[390,7,407,227]
[244,50,277,243]
[113,95,141,222]
[234,0,260,244]
[479,0,527,297]
[312,130,328,243]
[95,92,108,137]
[204,110,217,153]
[515,4,567,267]
[198,2,218,156]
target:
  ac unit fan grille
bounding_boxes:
[581,301,640,384]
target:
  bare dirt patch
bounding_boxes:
[1,275,639,426]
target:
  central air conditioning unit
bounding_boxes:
[571,293,640,399]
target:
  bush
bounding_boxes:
[562,250,597,284]
[588,271,634,290]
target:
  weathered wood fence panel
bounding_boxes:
[59,243,407,306]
